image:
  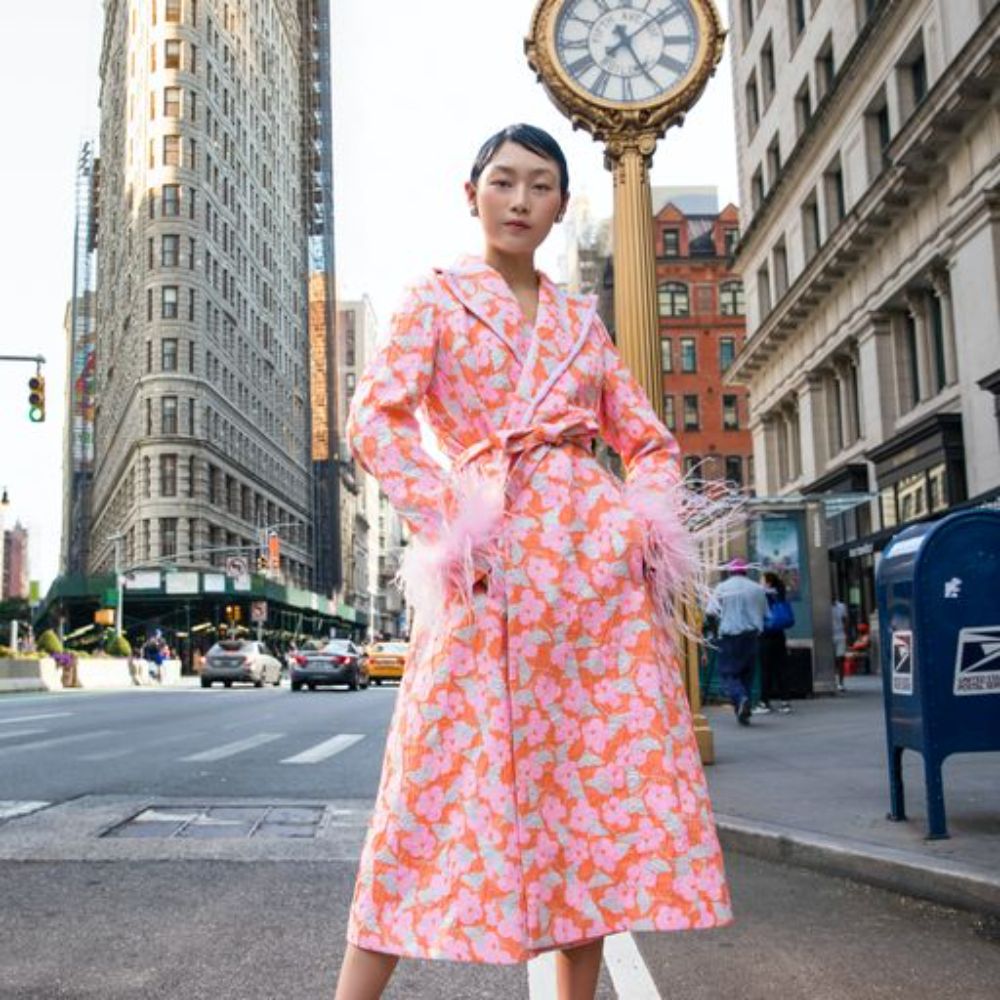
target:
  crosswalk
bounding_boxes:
[527,934,662,999]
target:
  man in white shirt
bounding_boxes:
[831,597,848,692]
[707,558,769,725]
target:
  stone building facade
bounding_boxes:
[727,0,1000,620]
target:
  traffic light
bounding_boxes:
[28,374,45,423]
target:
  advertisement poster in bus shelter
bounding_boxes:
[753,513,803,599]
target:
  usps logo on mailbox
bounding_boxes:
[891,630,913,695]
[953,625,1000,696]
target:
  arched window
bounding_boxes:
[720,281,745,316]
[658,282,690,317]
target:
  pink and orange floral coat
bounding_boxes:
[345,255,731,964]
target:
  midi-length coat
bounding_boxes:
[345,256,731,964]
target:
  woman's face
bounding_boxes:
[465,141,567,259]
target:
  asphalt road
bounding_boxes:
[1,687,999,999]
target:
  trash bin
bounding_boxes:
[875,508,1000,839]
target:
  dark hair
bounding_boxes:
[764,571,786,599]
[470,123,569,198]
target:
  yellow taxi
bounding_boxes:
[365,641,408,685]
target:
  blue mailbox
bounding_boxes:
[876,508,1000,839]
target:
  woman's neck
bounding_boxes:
[483,248,537,293]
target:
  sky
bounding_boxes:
[0,1,738,591]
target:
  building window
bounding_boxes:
[741,0,755,45]
[788,0,807,45]
[745,73,760,134]
[766,135,782,189]
[724,228,739,257]
[824,157,846,228]
[928,293,947,393]
[663,228,680,256]
[162,337,178,371]
[683,394,700,430]
[720,282,745,316]
[725,456,743,487]
[165,39,182,70]
[864,88,892,181]
[751,166,765,213]
[188,455,197,498]
[815,33,835,101]
[773,238,789,298]
[161,395,178,434]
[719,337,736,372]
[723,395,740,430]
[165,0,181,23]
[161,286,179,319]
[660,337,673,373]
[145,399,152,437]
[663,395,676,431]
[164,86,181,117]
[761,33,776,107]
[163,135,181,166]
[160,455,178,497]
[757,264,772,316]
[897,33,928,119]
[346,373,356,396]
[207,463,217,505]
[684,455,701,481]
[802,193,821,260]
[161,234,180,267]
[658,282,690,317]
[794,77,812,137]
[162,184,180,216]
[146,340,153,373]
[680,337,697,373]
[160,517,178,558]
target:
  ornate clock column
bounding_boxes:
[526,0,726,764]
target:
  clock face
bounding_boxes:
[554,0,701,106]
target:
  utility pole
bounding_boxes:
[112,534,124,635]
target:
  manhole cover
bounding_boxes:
[104,804,327,839]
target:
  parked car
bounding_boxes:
[365,641,408,685]
[290,638,369,691]
[201,639,283,688]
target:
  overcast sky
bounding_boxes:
[0,1,737,590]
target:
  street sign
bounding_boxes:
[225,556,248,579]
[251,600,268,624]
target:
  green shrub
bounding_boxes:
[36,629,64,655]
[105,633,132,657]
[0,645,12,658]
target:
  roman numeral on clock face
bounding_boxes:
[568,53,597,77]
[657,52,688,75]
[593,70,612,96]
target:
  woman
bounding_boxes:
[335,124,731,1000]
[758,571,794,714]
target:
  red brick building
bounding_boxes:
[653,191,752,491]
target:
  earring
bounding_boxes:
[470,206,478,217]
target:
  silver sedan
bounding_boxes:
[200,640,283,688]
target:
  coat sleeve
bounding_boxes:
[345,275,449,543]
[595,318,699,608]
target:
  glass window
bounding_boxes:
[163,135,181,166]
[897,470,928,523]
[658,282,690,318]
[660,338,673,373]
[162,184,180,216]
[162,337,178,371]
[724,229,739,256]
[165,39,182,69]
[160,517,178,558]
[723,395,739,430]
[683,395,699,430]
[663,396,676,431]
[160,455,178,497]
[161,234,179,266]
[164,86,181,117]
[680,337,697,373]
[720,281,745,316]
[719,337,736,372]
[928,463,947,512]
[165,0,181,22]
[663,229,680,256]
[161,286,179,319]
[161,395,178,434]
[725,456,743,486]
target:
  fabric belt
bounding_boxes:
[454,415,599,472]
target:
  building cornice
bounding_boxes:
[727,6,1000,385]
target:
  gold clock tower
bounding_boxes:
[526,0,726,761]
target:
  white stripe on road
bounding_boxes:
[0,801,49,821]
[0,730,115,755]
[79,730,200,762]
[281,733,365,764]
[0,712,72,725]
[181,733,283,762]
[0,729,46,742]
[527,951,558,998]
[603,933,661,999]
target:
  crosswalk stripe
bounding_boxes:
[79,730,198,762]
[603,932,661,999]
[0,729,46,742]
[527,951,558,998]
[0,730,115,755]
[281,733,364,764]
[180,733,282,762]
[0,712,72,725]
[0,801,49,821]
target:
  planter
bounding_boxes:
[75,657,133,689]
[0,657,63,693]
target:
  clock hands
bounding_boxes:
[606,23,661,90]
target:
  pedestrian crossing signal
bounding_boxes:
[28,375,45,423]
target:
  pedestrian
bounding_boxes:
[335,123,731,1000]
[707,558,769,726]
[832,596,849,692]
[756,571,795,715]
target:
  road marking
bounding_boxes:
[527,951,558,998]
[0,730,115,755]
[0,729,46,742]
[0,712,72,725]
[281,733,365,764]
[0,801,49,821]
[604,932,661,999]
[181,733,283,762]
[79,730,199,762]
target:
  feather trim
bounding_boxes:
[625,472,747,645]
[396,468,506,625]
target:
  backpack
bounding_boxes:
[765,598,795,632]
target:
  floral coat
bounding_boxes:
[345,255,731,964]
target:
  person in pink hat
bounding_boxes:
[707,559,769,725]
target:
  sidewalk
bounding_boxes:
[704,675,1000,917]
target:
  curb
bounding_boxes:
[715,814,1000,920]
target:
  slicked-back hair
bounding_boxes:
[470,123,569,197]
